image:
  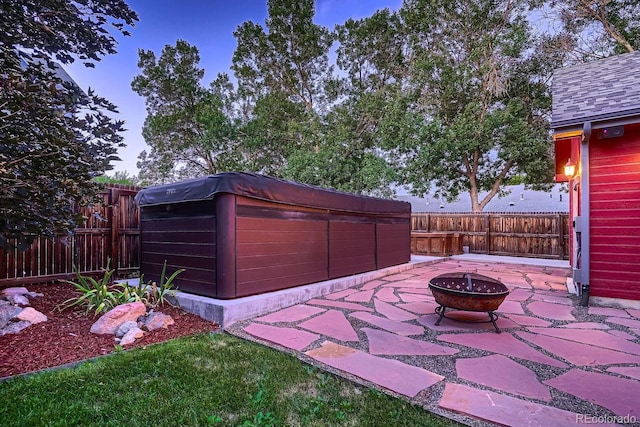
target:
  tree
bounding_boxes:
[232,0,397,195]
[132,41,245,185]
[94,171,139,186]
[395,0,556,212]
[0,0,137,250]
[547,0,639,59]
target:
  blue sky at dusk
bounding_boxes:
[65,0,402,175]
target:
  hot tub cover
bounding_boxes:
[134,172,410,215]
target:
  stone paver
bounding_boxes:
[502,313,552,327]
[238,258,640,426]
[306,341,444,397]
[439,332,568,368]
[325,288,359,300]
[373,299,418,321]
[516,331,640,366]
[254,305,325,323]
[497,300,526,315]
[609,329,637,340]
[344,289,374,303]
[558,321,610,330]
[398,293,428,302]
[532,293,573,306]
[306,299,374,312]
[244,323,319,351]
[363,328,458,356]
[418,312,520,332]
[298,309,359,342]
[608,366,640,381]
[456,354,552,401]
[505,288,533,301]
[350,311,424,336]
[396,287,431,295]
[589,306,631,318]
[438,383,596,427]
[545,369,640,417]
[397,301,439,315]
[374,287,400,303]
[360,280,386,291]
[527,327,640,355]
[527,301,575,321]
[606,317,640,329]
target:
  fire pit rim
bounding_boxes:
[428,272,510,297]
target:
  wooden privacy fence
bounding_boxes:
[0,184,140,286]
[2,194,569,287]
[411,213,570,260]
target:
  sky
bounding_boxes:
[65,0,403,175]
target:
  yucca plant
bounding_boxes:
[150,260,184,307]
[58,259,126,315]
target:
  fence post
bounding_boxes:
[485,214,491,254]
[108,187,119,276]
[557,213,564,260]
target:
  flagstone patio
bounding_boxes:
[229,257,640,426]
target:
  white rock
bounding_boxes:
[0,287,29,297]
[115,320,139,338]
[6,294,29,306]
[16,307,47,324]
[119,326,144,346]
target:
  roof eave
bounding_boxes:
[552,107,640,131]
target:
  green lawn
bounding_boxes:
[0,333,460,426]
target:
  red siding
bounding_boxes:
[589,123,640,300]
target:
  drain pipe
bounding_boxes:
[579,122,592,306]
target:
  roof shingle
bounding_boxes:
[551,51,640,129]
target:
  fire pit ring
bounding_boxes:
[429,272,509,333]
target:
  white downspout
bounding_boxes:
[579,122,591,306]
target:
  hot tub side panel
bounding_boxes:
[234,197,330,297]
[376,220,411,269]
[328,216,376,278]
[139,200,217,297]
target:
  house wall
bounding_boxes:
[589,123,640,300]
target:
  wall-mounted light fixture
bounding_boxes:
[564,159,576,179]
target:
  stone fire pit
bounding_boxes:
[429,272,510,333]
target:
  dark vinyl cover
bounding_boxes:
[135,172,410,215]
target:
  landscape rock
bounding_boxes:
[0,320,32,336]
[6,294,29,306]
[0,287,30,297]
[144,312,175,331]
[90,302,147,335]
[0,305,23,329]
[26,292,44,299]
[115,320,139,338]
[120,326,144,346]
[16,307,48,324]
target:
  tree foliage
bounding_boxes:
[0,0,137,250]
[133,0,636,209]
[393,0,558,212]
[132,40,244,185]
[548,0,639,59]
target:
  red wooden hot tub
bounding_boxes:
[135,172,411,299]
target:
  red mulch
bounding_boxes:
[0,282,219,378]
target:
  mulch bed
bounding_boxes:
[0,282,219,378]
